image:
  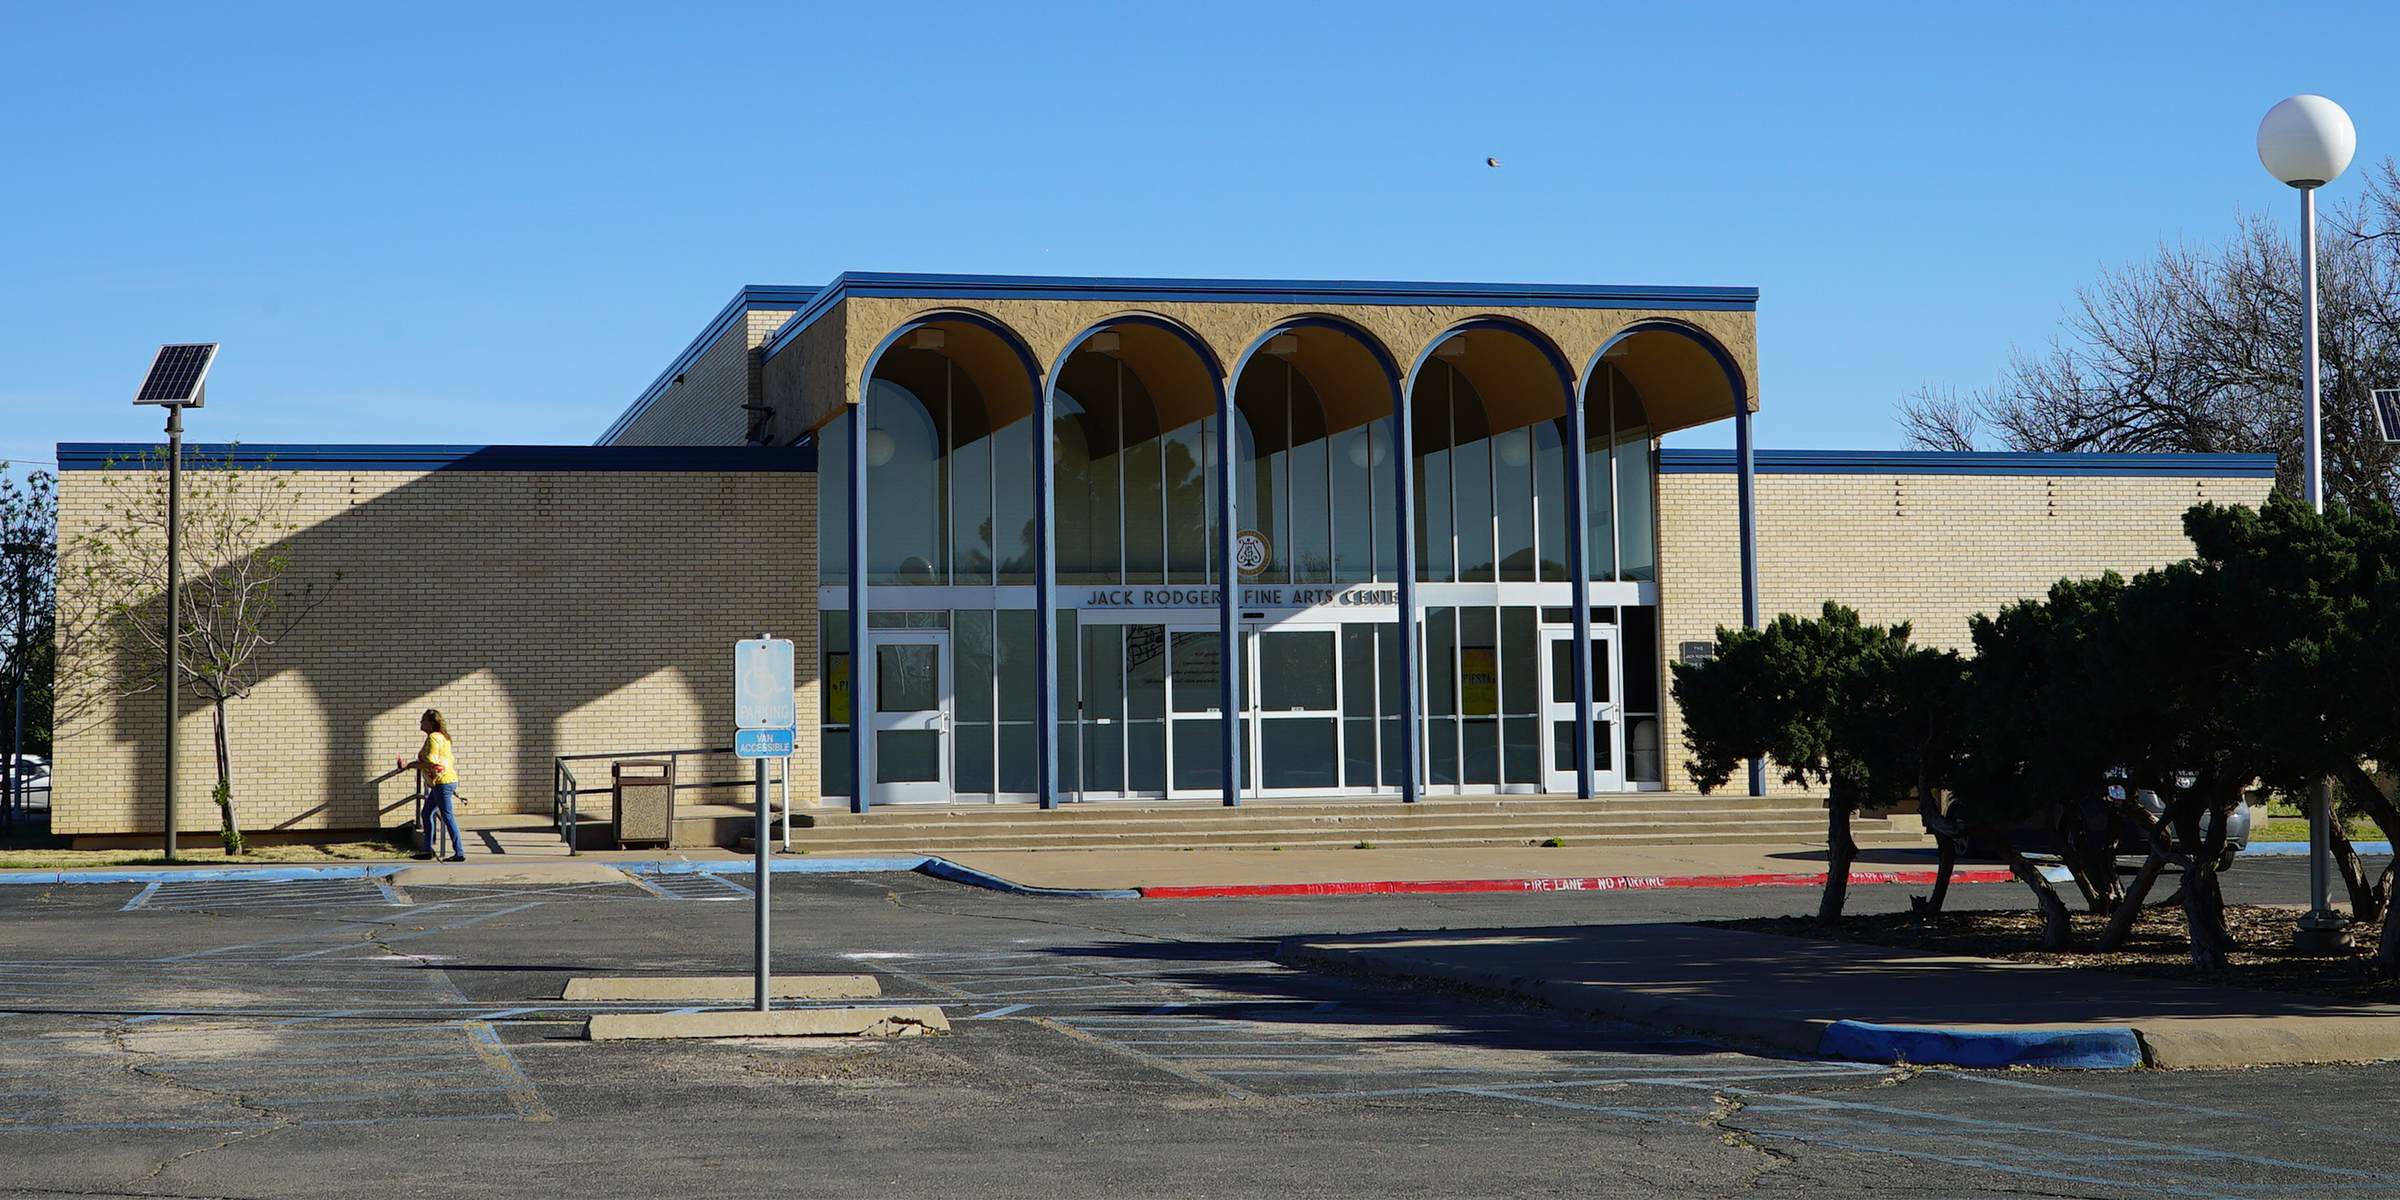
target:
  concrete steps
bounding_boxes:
[573,795,1929,856]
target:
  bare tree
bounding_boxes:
[57,451,330,854]
[1900,161,2400,510]
[1,467,56,832]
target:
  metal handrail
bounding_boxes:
[553,759,580,851]
[552,745,785,853]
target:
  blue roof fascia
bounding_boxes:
[58,443,814,473]
[594,285,822,446]
[758,271,1761,362]
[1660,449,2280,478]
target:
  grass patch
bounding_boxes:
[1706,904,2398,1003]
[0,841,412,871]
[2255,819,2386,843]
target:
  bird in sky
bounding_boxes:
[1486,157,1501,167]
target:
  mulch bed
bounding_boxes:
[1707,903,2400,1004]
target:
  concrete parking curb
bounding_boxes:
[918,857,1143,899]
[584,1005,951,1041]
[0,855,2068,897]
[624,857,934,876]
[0,856,936,887]
[2245,841,2394,856]
[1143,867,2027,899]
[1818,1020,2144,1069]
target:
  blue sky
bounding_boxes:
[6,1,2398,477]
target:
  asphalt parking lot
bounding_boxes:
[1,858,2395,1199]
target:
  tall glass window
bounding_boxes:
[1584,362,1654,583]
[819,610,850,798]
[837,348,1036,586]
[1418,604,1549,793]
[1234,355,1396,586]
[1054,350,1218,586]
[818,411,849,587]
[1412,359,1569,584]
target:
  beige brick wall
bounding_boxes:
[1652,469,2276,794]
[52,463,815,837]
[612,309,795,447]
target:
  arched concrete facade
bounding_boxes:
[775,275,1756,811]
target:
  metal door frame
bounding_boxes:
[865,629,952,805]
[1543,623,1623,794]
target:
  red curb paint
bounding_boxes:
[1137,867,2018,899]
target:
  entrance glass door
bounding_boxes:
[1247,624,1342,793]
[867,631,950,804]
[1542,626,1623,793]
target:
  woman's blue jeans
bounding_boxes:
[425,782,462,857]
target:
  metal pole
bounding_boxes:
[2303,185,2325,514]
[1216,360,1242,807]
[1735,403,1763,796]
[753,755,770,1012]
[1564,369,1594,799]
[847,401,868,815]
[164,406,183,861]
[1392,368,1420,805]
[2296,184,2350,949]
[1037,358,1060,810]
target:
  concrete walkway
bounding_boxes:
[1283,922,2400,1070]
[936,843,2011,896]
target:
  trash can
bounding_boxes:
[612,760,675,849]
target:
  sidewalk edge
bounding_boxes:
[1146,867,2026,899]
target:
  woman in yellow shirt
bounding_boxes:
[399,709,464,861]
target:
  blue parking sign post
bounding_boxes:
[735,635,795,1013]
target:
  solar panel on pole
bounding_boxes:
[2374,389,2400,443]
[134,343,218,407]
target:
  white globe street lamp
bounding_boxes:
[2259,94,2357,953]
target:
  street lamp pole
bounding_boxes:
[163,403,184,862]
[132,342,218,864]
[2259,94,2357,953]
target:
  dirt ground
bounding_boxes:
[1712,901,2400,1003]
[0,840,410,869]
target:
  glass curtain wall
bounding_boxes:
[815,346,1039,800]
[1234,356,1397,586]
[1411,360,1571,583]
[1054,350,1217,585]
[1584,362,1655,583]
[1419,606,1546,790]
[836,348,1037,585]
[814,337,1666,803]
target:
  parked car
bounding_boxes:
[1958,776,2248,869]
[5,755,49,806]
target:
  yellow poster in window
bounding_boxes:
[1460,647,1498,716]
[826,653,851,725]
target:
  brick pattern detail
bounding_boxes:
[52,466,814,836]
[612,310,794,447]
[1652,471,2276,795]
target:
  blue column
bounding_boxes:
[847,392,870,814]
[1393,371,1421,804]
[1564,370,1595,799]
[1036,364,1060,810]
[1216,360,1243,806]
[1735,402,1762,797]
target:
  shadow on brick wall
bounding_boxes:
[69,449,815,835]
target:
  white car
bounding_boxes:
[5,755,48,806]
